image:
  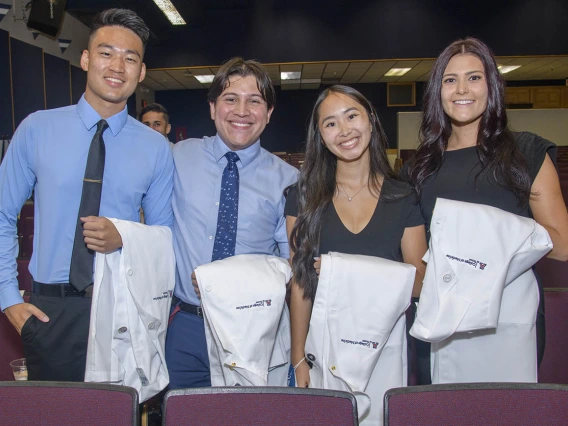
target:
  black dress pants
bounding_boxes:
[21,293,92,381]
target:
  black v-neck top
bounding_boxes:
[285,179,424,262]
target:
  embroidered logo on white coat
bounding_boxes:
[340,339,380,349]
[446,254,487,270]
[235,299,272,310]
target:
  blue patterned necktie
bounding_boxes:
[212,152,240,261]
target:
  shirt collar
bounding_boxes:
[77,94,129,136]
[212,134,261,168]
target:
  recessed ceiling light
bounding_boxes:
[153,0,186,25]
[281,71,301,80]
[498,65,521,74]
[195,75,215,83]
[384,68,412,77]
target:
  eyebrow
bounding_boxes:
[221,92,263,98]
[97,43,141,59]
[443,70,484,78]
[321,107,359,124]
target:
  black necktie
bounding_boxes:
[69,119,108,291]
[212,152,240,261]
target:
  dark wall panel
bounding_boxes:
[44,53,71,109]
[0,30,12,136]
[11,38,44,129]
[70,65,86,104]
[145,0,568,68]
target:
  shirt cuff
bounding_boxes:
[0,285,25,312]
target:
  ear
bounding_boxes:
[209,102,216,121]
[138,63,146,83]
[266,106,274,124]
[80,50,89,72]
[166,123,171,135]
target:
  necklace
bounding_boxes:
[338,181,368,201]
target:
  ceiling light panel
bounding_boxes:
[153,0,186,25]
[498,65,521,74]
[384,68,412,77]
[195,75,215,83]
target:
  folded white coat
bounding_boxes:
[85,219,175,402]
[306,252,415,425]
[197,254,292,387]
[410,198,552,383]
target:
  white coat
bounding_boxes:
[196,254,292,387]
[305,252,416,425]
[85,219,175,402]
[410,198,552,384]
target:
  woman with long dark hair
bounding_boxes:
[285,85,427,390]
[405,37,568,383]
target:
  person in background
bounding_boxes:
[166,57,298,389]
[403,37,568,384]
[0,8,173,381]
[139,103,173,145]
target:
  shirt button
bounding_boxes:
[205,285,212,292]
[118,326,128,334]
[127,269,133,276]
[209,236,213,240]
[215,202,219,206]
[148,322,156,330]
[443,274,452,283]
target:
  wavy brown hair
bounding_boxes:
[407,37,531,205]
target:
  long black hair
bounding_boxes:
[290,85,397,301]
[408,37,531,205]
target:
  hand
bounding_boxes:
[191,271,200,299]
[4,303,49,335]
[313,257,321,276]
[294,360,310,388]
[81,216,123,253]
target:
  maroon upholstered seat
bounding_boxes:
[0,309,24,381]
[384,383,568,426]
[0,382,138,426]
[163,386,358,425]
[534,257,568,288]
[539,289,568,384]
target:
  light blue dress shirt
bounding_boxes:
[172,134,298,306]
[0,95,174,311]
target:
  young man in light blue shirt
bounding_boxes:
[167,58,298,389]
[0,9,173,381]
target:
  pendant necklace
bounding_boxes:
[338,181,368,201]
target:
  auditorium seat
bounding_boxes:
[17,258,32,292]
[384,383,568,425]
[0,297,28,381]
[539,289,568,384]
[534,257,568,288]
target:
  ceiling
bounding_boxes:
[143,56,568,91]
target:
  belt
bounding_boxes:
[172,295,203,319]
[32,281,93,298]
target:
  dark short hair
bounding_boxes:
[89,8,150,51]
[139,103,169,124]
[207,58,275,110]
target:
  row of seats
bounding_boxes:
[2,381,568,425]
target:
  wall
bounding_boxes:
[156,82,425,152]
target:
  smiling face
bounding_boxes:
[141,111,171,138]
[318,92,372,163]
[209,75,273,151]
[81,25,146,118]
[441,53,488,129]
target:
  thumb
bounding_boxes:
[30,306,49,322]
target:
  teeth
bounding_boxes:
[454,100,473,105]
[340,138,357,147]
[106,77,123,84]
[231,122,251,127]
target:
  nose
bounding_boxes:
[338,120,352,138]
[109,56,125,73]
[233,100,250,116]
[456,79,468,95]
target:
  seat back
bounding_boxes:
[384,383,568,426]
[539,289,568,384]
[534,257,568,288]
[163,386,358,426]
[0,310,24,381]
[0,382,139,426]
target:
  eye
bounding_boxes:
[100,51,111,57]
[126,57,138,63]
[249,98,262,105]
[443,77,455,84]
[224,97,236,103]
[469,74,483,81]
[324,122,335,128]
[348,113,358,120]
